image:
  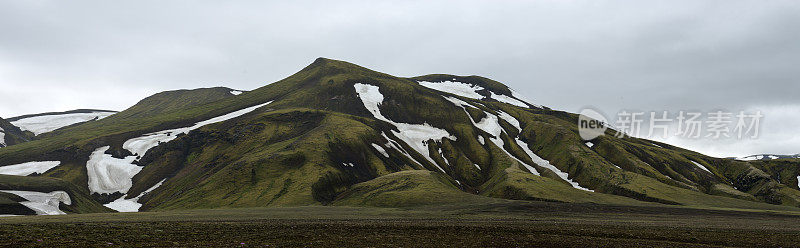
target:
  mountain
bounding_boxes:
[2,58,800,216]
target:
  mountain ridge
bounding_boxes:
[2,58,800,215]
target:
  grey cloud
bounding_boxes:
[0,0,798,156]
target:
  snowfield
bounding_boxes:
[0,128,5,147]
[355,83,455,173]
[0,161,61,176]
[0,190,71,215]
[10,111,116,136]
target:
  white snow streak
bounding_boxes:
[516,138,592,191]
[585,142,594,148]
[418,81,484,99]
[371,143,389,158]
[490,91,529,108]
[0,190,71,215]
[230,90,243,95]
[690,160,712,173]
[497,111,521,131]
[381,132,420,166]
[355,84,455,173]
[11,112,115,136]
[0,161,61,176]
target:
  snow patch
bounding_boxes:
[355,84,454,173]
[371,144,389,158]
[11,112,115,136]
[496,111,521,131]
[475,114,503,138]
[585,142,594,148]
[0,190,71,215]
[477,136,485,145]
[230,90,243,95]
[490,91,529,108]
[86,146,142,194]
[690,160,712,173]
[104,179,166,212]
[438,148,450,167]
[0,161,61,176]
[418,81,484,99]
[381,132,420,166]
[516,138,592,192]
[0,130,5,147]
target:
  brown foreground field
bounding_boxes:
[2,201,800,247]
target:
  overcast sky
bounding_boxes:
[1,0,798,157]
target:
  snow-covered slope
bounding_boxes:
[10,110,116,136]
